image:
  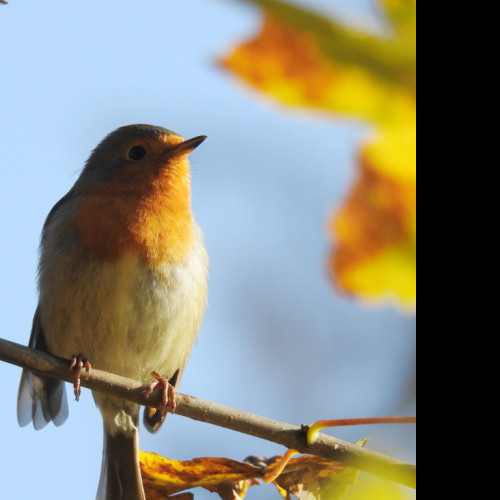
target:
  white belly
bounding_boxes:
[39,236,208,384]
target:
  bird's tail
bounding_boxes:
[96,425,146,500]
[17,307,69,430]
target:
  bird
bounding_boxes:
[16,124,209,500]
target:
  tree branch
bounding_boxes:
[0,337,416,488]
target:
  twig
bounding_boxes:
[0,337,416,488]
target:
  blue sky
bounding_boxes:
[0,1,415,499]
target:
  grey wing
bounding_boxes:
[17,306,69,430]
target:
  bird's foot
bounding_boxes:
[69,354,91,401]
[145,372,176,431]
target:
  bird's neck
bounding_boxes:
[74,159,195,266]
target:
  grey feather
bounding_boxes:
[17,307,69,429]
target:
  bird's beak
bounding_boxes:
[165,135,207,158]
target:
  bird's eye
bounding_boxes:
[128,145,147,160]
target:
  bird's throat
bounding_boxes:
[74,159,195,265]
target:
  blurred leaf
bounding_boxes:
[221,0,416,311]
[231,0,416,90]
[379,0,417,43]
[221,14,413,123]
[330,121,416,310]
[343,473,415,500]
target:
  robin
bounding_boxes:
[16,124,209,500]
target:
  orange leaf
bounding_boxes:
[221,1,416,310]
[329,123,416,310]
[221,14,411,124]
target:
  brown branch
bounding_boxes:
[0,337,416,488]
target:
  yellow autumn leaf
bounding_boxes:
[270,455,361,499]
[140,452,261,498]
[330,123,416,309]
[222,14,412,124]
[343,474,415,500]
[140,450,365,499]
[221,0,416,310]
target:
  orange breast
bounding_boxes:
[74,156,194,266]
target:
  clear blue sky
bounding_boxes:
[0,1,415,499]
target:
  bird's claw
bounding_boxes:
[145,372,176,429]
[69,354,91,401]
